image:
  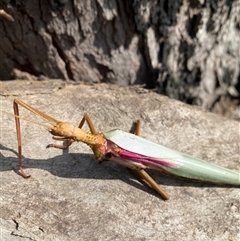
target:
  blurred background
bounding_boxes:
[0,0,239,120]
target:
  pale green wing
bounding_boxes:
[104,130,240,185]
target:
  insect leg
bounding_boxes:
[78,113,97,134]
[13,100,30,178]
[129,120,170,200]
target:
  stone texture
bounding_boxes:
[0,80,239,240]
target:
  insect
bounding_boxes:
[1,86,239,200]
[0,9,14,22]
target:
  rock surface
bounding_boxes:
[0,80,239,240]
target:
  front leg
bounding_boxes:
[13,100,30,178]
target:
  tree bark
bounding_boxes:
[0,0,239,115]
